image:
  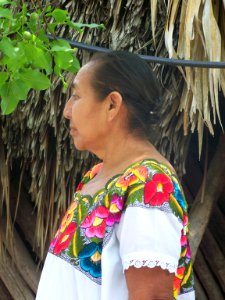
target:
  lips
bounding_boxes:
[69,125,77,135]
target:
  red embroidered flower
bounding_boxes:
[80,206,109,238]
[173,266,186,297]
[144,173,174,206]
[53,222,77,255]
[76,182,84,192]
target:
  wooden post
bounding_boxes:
[189,134,225,260]
[0,252,34,300]
[1,215,41,294]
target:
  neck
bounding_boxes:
[91,130,155,177]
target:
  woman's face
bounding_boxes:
[63,62,109,152]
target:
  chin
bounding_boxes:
[73,139,87,151]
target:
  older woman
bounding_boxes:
[36,51,195,300]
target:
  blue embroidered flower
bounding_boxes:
[78,242,102,278]
[174,183,187,211]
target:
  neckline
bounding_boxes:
[76,158,177,200]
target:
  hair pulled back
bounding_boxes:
[90,51,162,138]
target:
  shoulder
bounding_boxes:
[112,159,187,221]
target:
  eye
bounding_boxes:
[71,93,80,101]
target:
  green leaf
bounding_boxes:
[0,7,12,19]
[66,20,83,32]
[66,57,80,73]
[21,43,52,74]
[22,3,27,15]
[6,17,22,35]
[0,37,16,57]
[46,8,68,23]
[19,69,51,90]
[69,21,105,30]
[0,79,30,114]
[47,22,57,33]
[45,5,52,13]
[0,72,8,88]
[51,39,72,52]
[0,0,15,6]
[53,51,74,70]
[2,42,27,70]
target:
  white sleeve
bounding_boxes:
[115,206,182,273]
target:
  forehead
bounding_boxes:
[72,62,96,90]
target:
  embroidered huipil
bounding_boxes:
[36,159,195,300]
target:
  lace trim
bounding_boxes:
[123,259,177,273]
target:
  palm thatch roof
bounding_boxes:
[0,0,225,299]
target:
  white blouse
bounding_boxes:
[36,160,195,300]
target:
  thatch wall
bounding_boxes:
[0,0,225,299]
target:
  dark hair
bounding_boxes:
[89,51,162,138]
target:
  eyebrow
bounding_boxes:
[71,82,77,89]
[70,82,79,94]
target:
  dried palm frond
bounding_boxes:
[164,0,225,156]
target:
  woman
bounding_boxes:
[36,51,195,300]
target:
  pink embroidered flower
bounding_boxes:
[53,222,77,255]
[144,173,174,206]
[80,206,109,238]
[183,214,188,226]
[181,234,187,246]
[106,194,124,226]
[186,244,191,259]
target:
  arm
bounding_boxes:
[125,266,174,300]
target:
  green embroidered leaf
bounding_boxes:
[76,200,90,224]
[168,195,183,221]
[70,229,84,258]
[91,237,101,244]
[127,184,144,205]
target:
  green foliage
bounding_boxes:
[0,1,104,114]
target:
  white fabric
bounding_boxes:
[36,206,195,300]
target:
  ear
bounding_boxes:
[106,91,123,121]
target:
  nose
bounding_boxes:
[63,98,72,119]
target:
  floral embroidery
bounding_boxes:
[173,266,186,298]
[144,173,174,206]
[76,182,84,192]
[80,206,109,238]
[79,242,102,278]
[52,222,77,255]
[115,166,148,190]
[107,194,124,226]
[60,201,78,232]
[173,182,187,211]
[48,159,194,296]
